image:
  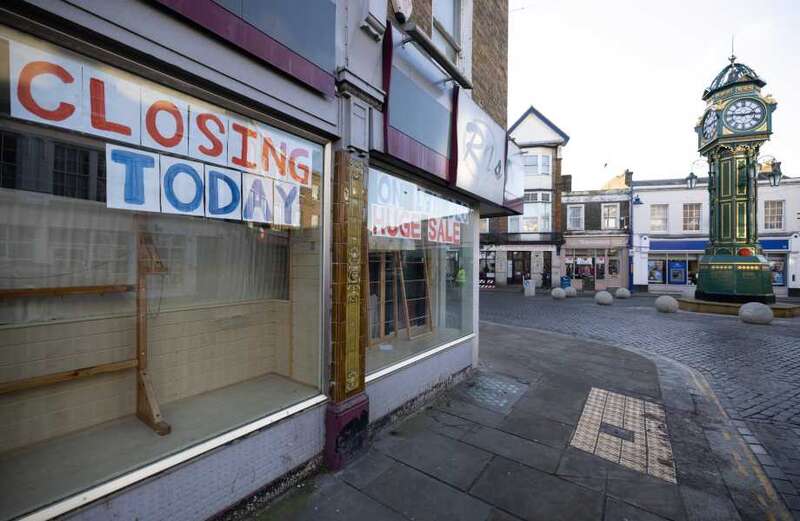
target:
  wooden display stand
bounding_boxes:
[368,250,433,344]
[0,217,171,435]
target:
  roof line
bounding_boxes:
[508,105,570,145]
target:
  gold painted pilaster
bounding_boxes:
[330,151,368,403]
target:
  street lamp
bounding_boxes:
[687,159,707,190]
[758,155,783,187]
[686,171,698,189]
[769,161,782,187]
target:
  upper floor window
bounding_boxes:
[764,200,784,230]
[522,154,551,176]
[567,205,584,231]
[650,204,668,232]
[432,0,461,63]
[601,203,619,230]
[480,218,489,233]
[521,200,552,233]
[507,215,520,233]
[682,203,701,232]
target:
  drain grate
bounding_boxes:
[457,373,529,414]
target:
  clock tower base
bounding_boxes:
[696,253,775,304]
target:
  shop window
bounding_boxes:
[0,120,325,518]
[366,168,474,374]
[764,200,784,230]
[479,250,496,284]
[648,259,666,283]
[608,257,620,277]
[567,205,584,230]
[601,203,619,230]
[683,203,701,232]
[596,257,605,280]
[650,204,668,232]
[768,255,786,286]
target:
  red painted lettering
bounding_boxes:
[289,148,310,185]
[17,61,75,121]
[261,137,286,176]
[89,78,131,135]
[145,100,183,147]
[231,122,257,169]
[196,113,224,156]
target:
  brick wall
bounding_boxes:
[472,0,508,127]
[410,0,433,36]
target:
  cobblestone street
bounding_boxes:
[480,290,800,517]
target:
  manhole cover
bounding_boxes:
[457,373,529,414]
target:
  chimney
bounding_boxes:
[561,174,572,192]
[624,169,633,187]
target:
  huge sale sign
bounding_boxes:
[8,39,316,188]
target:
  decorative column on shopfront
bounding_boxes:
[694,54,777,303]
[325,150,369,470]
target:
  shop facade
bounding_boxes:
[0,2,514,520]
[559,187,630,292]
[631,176,800,296]
[479,105,569,289]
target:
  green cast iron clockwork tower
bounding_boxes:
[694,54,777,303]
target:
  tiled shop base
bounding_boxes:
[570,388,677,483]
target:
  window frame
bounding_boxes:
[567,204,585,231]
[432,0,462,64]
[763,200,784,231]
[682,203,702,232]
[650,204,669,232]
[601,203,619,230]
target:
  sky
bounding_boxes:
[507,0,800,190]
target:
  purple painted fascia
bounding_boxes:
[154,0,335,97]
[387,126,449,180]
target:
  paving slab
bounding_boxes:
[362,461,493,521]
[373,430,493,491]
[460,425,562,473]
[224,316,794,521]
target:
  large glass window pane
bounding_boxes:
[650,204,668,232]
[366,168,475,373]
[0,120,325,520]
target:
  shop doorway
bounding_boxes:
[542,251,552,289]
[507,251,531,285]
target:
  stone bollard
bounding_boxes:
[655,295,679,313]
[551,288,566,300]
[595,291,613,305]
[615,288,631,299]
[564,286,577,298]
[738,302,774,325]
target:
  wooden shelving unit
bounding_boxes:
[0,218,172,436]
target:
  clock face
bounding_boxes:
[702,110,718,141]
[723,98,766,132]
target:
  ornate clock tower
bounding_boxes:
[694,55,777,303]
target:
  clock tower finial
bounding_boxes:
[729,35,736,64]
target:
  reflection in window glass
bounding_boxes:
[0,121,324,520]
[650,204,668,232]
[366,168,474,373]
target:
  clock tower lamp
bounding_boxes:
[694,55,777,303]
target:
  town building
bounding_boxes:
[631,171,800,297]
[559,172,632,291]
[480,106,569,288]
[0,1,517,520]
